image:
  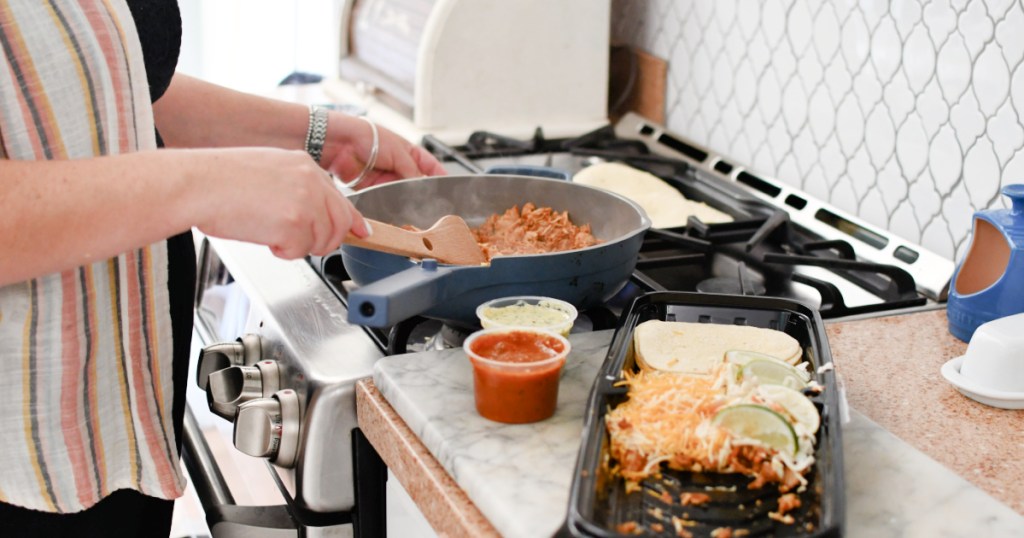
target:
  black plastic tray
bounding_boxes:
[563,292,845,537]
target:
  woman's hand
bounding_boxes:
[190,147,370,259]
[154,74,447,189]
[318,112,447,189]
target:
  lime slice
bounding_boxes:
[740,358,810,390]
[759,384,821,434]
[713,404,798,456]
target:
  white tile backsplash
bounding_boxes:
[612,0,1024,262]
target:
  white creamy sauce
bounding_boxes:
[482,303,570,328]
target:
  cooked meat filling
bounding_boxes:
[472,203,599,260]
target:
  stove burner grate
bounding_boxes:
[695,263,767,296]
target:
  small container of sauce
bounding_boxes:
[463,327,571,424]
[476,296,578,337]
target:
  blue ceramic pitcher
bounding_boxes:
[947,184,1024,342]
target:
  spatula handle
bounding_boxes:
[344,218,432,260]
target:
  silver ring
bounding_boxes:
[340,116,379,189]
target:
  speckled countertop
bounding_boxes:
[357,309,1024,536]
[826,308,1024,514]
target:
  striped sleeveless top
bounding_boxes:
[0,0,185,513]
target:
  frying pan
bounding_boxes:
[338,174,651,328]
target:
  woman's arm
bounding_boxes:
[0,151,194,285]
[152,73,446,186]
[152,73,309,150]
[2,73,443,286]
[0,147,368,286]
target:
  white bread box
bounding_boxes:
[330,0,611,143]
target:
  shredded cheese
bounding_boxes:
[605,364,818,491]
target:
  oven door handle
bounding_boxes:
[182,406,298,537]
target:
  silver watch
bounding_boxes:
[304,105,329,163]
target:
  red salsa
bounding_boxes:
[468,330,566,363]
[466,330,568,424]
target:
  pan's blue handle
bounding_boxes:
[346,260,459,327]
[484,165,570,181]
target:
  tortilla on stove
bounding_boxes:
[572,162,733,229]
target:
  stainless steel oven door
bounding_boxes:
[186,236,387,537]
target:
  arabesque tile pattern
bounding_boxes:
[612,0,1024,262]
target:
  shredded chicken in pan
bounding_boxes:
[472,203,600,260]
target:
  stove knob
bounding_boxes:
[196,334,262,390]
[206,360,281,420]
[233,389,300,467]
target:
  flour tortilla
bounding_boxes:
[633,319,802,375]
[572,162,733,229]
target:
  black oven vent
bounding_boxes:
[736,171,783,197]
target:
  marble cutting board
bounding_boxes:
[373,330,1024,537]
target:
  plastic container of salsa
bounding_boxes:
[463,327,571,424]
[476,296,579,337]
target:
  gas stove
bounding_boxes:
[313,112,952,356]
[185,113,954,537]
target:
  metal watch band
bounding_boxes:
[304,105,329,164]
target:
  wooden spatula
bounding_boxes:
[344,215,488,265]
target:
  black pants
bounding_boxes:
[0,233,196,537]
[0,488,174,537]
